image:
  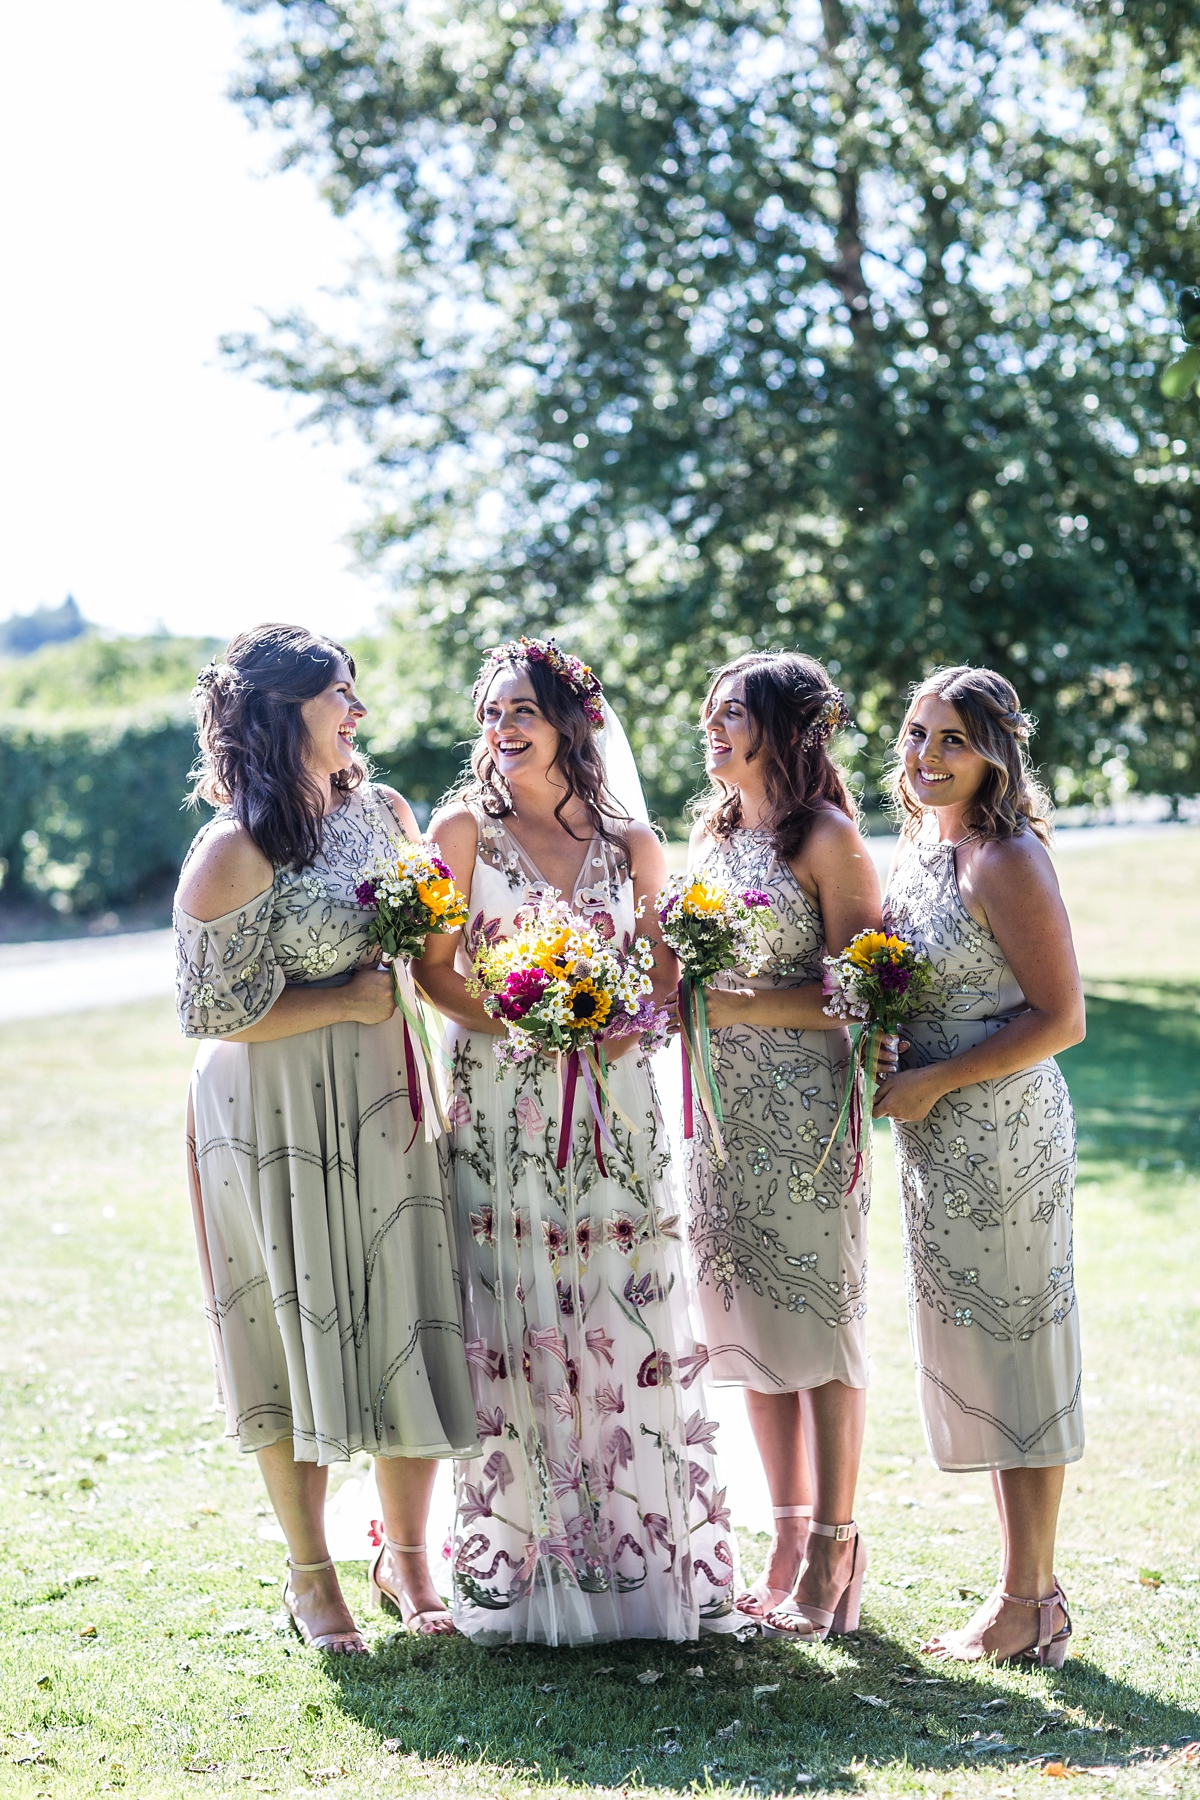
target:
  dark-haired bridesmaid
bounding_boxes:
[874,665,1084,1667]
[685,651,897,1641]
[174,624,478,1653]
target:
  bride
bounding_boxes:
[417,638,737,1645]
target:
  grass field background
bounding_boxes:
[1,831,1198,1798]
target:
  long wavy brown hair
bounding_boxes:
[188,623,368,869]
[452,651,629,851]
[694,651,856,859]
[888,664,1052,844]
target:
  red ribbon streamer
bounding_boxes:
[681,1032,695,1141]
[402,1018,422,1151]
[555,1050,580,1171]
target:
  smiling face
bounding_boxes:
[479,665,563,790]
[299,660,366,783]
[703,675,757,786]
[901,692,990,815]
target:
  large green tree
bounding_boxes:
[228,0,1200,821]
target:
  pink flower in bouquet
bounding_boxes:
[740,889,772,909]
[496,966,552,1021]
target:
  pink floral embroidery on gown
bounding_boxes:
[446,808,739,1645]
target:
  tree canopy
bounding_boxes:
[227,0,1200,821]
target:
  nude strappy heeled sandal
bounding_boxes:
[281,1557,368,1654]
[1000,1581,1072,1668]
[735,1504,813,1619]
[368,1536,456,1636]
[761,1519,867,1641]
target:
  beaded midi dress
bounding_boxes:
[174,784,479,1467]
[883,832,1084,1473]
[684,828,869,1393]
[446,807,738,1645]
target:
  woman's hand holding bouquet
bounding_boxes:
[654,876,776,1162]
[468,897,666,1175]
[355,843,469,1143]
[816,928,934,1181]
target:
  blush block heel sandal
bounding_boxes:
[735,1504,812,1620]
[281,1557,367,1654]
[1003,1581,1072,1668]
[761,1520,867,1641]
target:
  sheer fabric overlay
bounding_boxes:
[883,834,1083,1472]
[684,828,869,1393]
[447,808,739,1644]
[174,785,478,1466]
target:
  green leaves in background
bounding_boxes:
[225,0,1200,827]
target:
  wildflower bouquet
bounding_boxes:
[355,843,470,1143]
[655,875,776,1162]
[815,929,935,1178]
[469,897,665,1174]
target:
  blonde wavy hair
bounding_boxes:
[888,664,1052,845]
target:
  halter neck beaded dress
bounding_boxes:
[684,826,869,1393]
[446,807,738,1645]
[883,830,1083,1472]
[173,784,478,1467]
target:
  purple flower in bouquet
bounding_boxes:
[878,961,912,995]
[429,854,453,879]
[496,966,552,1022]
[740,889,772,909]
[354,878,379,908]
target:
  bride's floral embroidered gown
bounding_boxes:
[883,833,1083,1472]
[447,808,738,1645]
[684,827,869,1393]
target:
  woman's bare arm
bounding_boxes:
[411,807,502,1035]
[873,833,1084,1122]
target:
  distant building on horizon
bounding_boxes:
[0,595,90,657]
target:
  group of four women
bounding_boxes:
[174,624,1084,1669]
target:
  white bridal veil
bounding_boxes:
[600,697,651,825]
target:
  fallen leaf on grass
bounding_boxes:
[754,1685,780,1699]
[252,1745,290,1756]
[715,1720,742,1740]
[539,1683,564,1692]
[78,1624,98,1639]
[688,1665,704,1678]
[1042,1762,1079,1778]
[381,1740,402,1755]
[303,1769,346,1785]
[1167,1744,1200,1766]
[637,1669,662,1685]
[1139,1570,1164,1589]
[854,1694,889,1709]
[183,1763,220,1776]
[957,1586,984,1601]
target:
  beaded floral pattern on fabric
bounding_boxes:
[447,809,737,1644]
[684,828,869,1394]
[175,785,404,1033]
[883,835,1083,1472]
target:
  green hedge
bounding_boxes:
[0,705,203,913]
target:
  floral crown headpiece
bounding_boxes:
[473,636,605,727]
[801,686,851,750]
[193,661,243,698]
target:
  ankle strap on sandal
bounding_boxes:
[382,1537,427,1553]
[772,1505,813,1520]
[287,1557,334,1573]
[999,1586,1061,1648]
[807,1520,857,1542]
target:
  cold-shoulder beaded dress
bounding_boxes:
[446,807,738,1646]
[684,828,869,1393]
[174,783,479,1466]
[882,832,1083,1472]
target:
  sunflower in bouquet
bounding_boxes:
[468,898,666,1174]
[355,842,470,1142]
[814,928,935,1180]
[655,874,776,1161]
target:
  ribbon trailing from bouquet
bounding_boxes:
[555,1044,640,1176]
[809,1020,883,1185]
[678,976,727,1163]
[391,958,451,1148]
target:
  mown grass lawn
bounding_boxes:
[2,834,1199,1799]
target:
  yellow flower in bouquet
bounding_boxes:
[416,873,465,924]
[681,879,727,916]
[846,930,910,971]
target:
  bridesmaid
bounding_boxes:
[685,651,896,1641]
[418,638,736,1645]
[175,624,478,1653]
[874,664,1084,1667]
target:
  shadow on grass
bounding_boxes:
[1060,988,1200,1176]
[322,1621,1200,1791]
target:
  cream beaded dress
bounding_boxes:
[174,784,479,1467]
[684,827,869,1393]
[883,832,1083,1472]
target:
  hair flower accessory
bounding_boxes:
[801,687,851,751]
[473,636,606,726]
